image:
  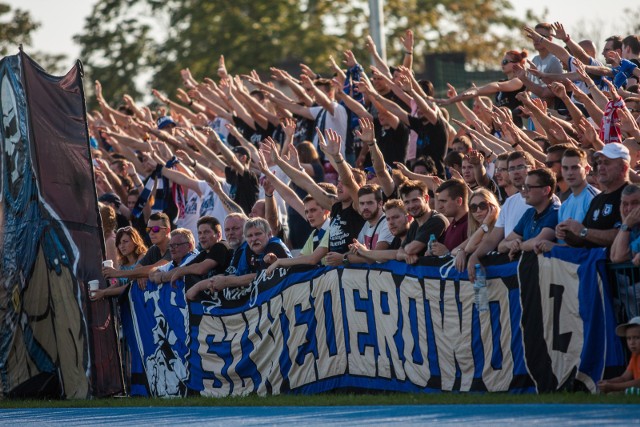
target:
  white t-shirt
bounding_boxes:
[357,215,394,249]
[530,53,564,87]
[495,192,530,237]
[310,102,349,157]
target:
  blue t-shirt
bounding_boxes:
[558,184,600,224]
[513,200,561,241]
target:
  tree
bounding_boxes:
[0,3,39,56]
[75,0,539,105]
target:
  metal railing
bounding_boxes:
[607,262,640,324]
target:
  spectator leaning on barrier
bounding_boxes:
[265,191,334,274]
[498,168,559,260]
[397,179,449,264]
[148,228,199,284]
[432,179,469,256]
[102,212,172,282]
[557,143,630,249]
[467,151,536,281]
[348,198,411,263]
[610,184,640,263]
[158,216,232,288]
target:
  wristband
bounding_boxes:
[342,254,350,265]
[191,159,197,168]
[335,158,344,164]
[188,100,193,106]
[265,193,274,198]
[404,50,413,55]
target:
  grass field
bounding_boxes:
[1,392,639,408]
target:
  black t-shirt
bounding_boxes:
[389,236,403,250]
[225,166,259,215]
[374,119,410,165]
[495,81,526,128]
[407,115,448,178]
[231,116,276,147]
[582,183,627,240]
[328,202,366,253]
[183,241,232,288]
[138,244,171,266]
[402,210,449,256]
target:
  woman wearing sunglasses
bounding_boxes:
[455,189,500,272]
[438,50,528,128]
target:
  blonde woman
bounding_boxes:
[454,189,500,271]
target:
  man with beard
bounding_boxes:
[396,180,449,264]
[342,184,394,265]
[348,199,411,262]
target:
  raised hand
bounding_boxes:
[354,117,375,143]
[446,83,458,98]
[343,50,357,68]
[400,29,414,53]
[281,117,296,138]
[217,55,228,79]
[316,127,342,158]
[365,35,378,54]
[548,81,568,99]
[300,63,317,79]
[551,22,568,41]
[152,89,169,104]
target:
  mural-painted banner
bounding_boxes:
[129,248,625,397]
[0,51,122,398]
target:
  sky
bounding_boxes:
[5,0,633,70]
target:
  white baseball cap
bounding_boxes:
[616,316,640,337]
[594,143,631,162]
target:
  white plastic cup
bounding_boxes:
[102,260,114,268]
[88,280,100,293]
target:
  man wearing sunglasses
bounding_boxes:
[103,212,172,282]
[148,228,198,284]
[498,169,559,260]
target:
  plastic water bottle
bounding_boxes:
[474,264,489,312]
[626,386,640,395]
[428,234,436,254]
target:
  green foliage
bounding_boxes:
[0,2,40,56]
[75,0,542,106]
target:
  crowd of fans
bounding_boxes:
[87,22,640,392]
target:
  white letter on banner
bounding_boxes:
[281,280,318,389]
[399,275,430,387]
[244,298,284,396]
[198,314,238,397]
[369,270,405,380]
[474,277,515,392]
[538,255,583,389]
[311,270,347,381]
[220,314,255,395]
[342,270,377,377]
[424,277,461,391]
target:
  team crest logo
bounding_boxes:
[592,208,600,221]
[603,204,612,216]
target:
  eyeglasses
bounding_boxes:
[629,108,640,113]
[495,167,508,173]
[146,225,167,233]
[544,160,561,168]
[501,59,517,66]
[523,184,548,191]
[169,242,189,250]
[507,164,529,172]
[469,201,488,213]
